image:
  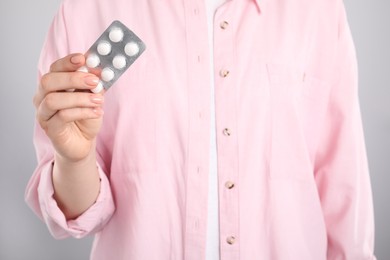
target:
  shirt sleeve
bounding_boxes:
[25,155,115,239]
[314,1,376,259]
[24,2,115,239]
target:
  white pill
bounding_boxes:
[101,67,115,82]
[125,42,140,57]
[112,55,127,69]
[97,41,112,56]
[86,54,100,68]
[109,27,124,43]
[91,81,104,93]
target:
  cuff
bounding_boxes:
[37,161,115,239]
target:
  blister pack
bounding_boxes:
[78,20,146,93]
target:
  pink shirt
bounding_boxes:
[25,0,376,259]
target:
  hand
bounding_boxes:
[34,53,105,163]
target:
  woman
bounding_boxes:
[26,0,376,259]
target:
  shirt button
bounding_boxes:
[223,128,231,136]
[225,181,235,189]
[219,69,230,78]
[220,21,229,29]
[226,236,236,245]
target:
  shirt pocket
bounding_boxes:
[265,63,321,182]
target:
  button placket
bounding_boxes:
[214,8,240,258]
[218,20,230,80]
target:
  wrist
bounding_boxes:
[53,141,98,179]
[54,149,96,168]
[54,139,97,165]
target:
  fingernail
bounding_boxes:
[84,76,100,86]
[71,55,83,65]
[93,108,104,116]
[77,66,88,73]
[91,95,104,104]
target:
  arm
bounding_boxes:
[25,3,115,239]
[38,54,103,220]
[314,1,376,259]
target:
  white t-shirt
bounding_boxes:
[206,0,225,259]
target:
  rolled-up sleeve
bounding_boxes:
[25,2,115,239]
[25,158,115,239]
[314,1,376,259]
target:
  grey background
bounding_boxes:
[0,0,388,259]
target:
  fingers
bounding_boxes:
[37,92,104,121]
[50,53,85,73]
[40,107,104,139]
[41,72,100,92]
[34,72,100,109]
[49,107,104,126]
[33,53,105,153]
[33,53,103,109]
[34,53,105,130]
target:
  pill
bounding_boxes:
[91,81,104,93]
[101,67,115,82]
[112,55,127,69]
[86,54,100,68]
[97,41,112,56]
[125,42,140,57]
[109,27,124,42]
